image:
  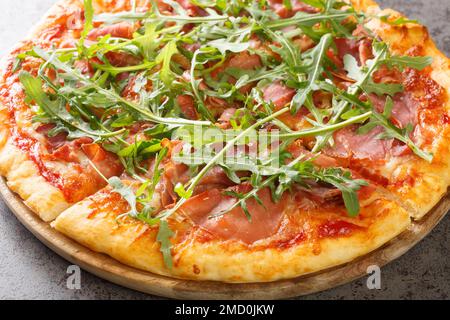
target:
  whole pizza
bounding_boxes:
[0,0,449,283]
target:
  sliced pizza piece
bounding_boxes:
[0,109,70,220]
[263,1,450,220]
[0,0,147,220]
[325,1,450,219]
[53,179,410,282]
[0,0,84,221]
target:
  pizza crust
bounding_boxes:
[351,0,450,219]
[53,185,411,283]
[0,110,70,221]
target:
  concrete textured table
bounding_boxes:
[0,0,449,300]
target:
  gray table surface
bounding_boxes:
[0,0,449,300]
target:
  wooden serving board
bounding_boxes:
[1,176,448,300]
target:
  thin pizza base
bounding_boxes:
[52,0,450,282]
[0,0,448,283]
[0,0,85,221]
[347,0,450,219]
[53,187,411,283]
[0,110,70,221]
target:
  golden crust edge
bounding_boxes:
[0,110,70,221]
[53,192,411,283]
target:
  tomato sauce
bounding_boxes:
[272,232,307,250]
[318,220,362,239]
[11,127,65,190]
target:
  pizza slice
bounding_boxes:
[324,2,450,219]
[53,173,410,282]
[262,0,450,219]
[0,0,147,220]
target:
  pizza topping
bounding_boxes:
[268,0,319,18]
[318,220,362,238]
[370,92,418,129]
[325,125,396,161]
[181,186,287,244]
[3,0,441,267]
[87,22,135,40]
[263,82,296,108]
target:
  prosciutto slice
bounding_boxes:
[369,92,418,129]
[269,0,318,18]
[181,185,288,244]
[263,81,296,108]
[88,22,135,40]
[324,125,390,161]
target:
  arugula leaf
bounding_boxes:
[174,183,194,199]
[32,47,210,127]
[265,11,353,29]
[19,71,117,140]
[363,81,403,97]
[343,54,403,96]
[157,220,175,269]
[136,147,168,203]
[290,33,333,113]
[380,15,418,26]
[301,0,325,9]
[316,168,367,217]
[133,23,159,60]
[208,39,250,55]
[155,40,179,86]
[79,0,94,52]
[383,55,432,71]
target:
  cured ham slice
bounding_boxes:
[325,125,390,161]
[227,52,262,70]
[334,38,373,66]
[104,51,141,67]
[177,95,198,120]
[181,186,288,244]
[287,141,339,168]
[81,143,124,179]
[263,81,296,108]
[269,0,318,18]
[211,52,262,79]
[370,92,418,129]
[88,22,135,40]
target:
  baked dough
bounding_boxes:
[0,0,448,283]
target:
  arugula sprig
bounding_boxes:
[31,47,211,127]
[20,71,123,140]
[210,155,368,219]
[312,41,433,162]
[325,88,433,162]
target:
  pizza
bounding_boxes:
[0,0,448,283]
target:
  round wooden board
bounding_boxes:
[1,177,448,300]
